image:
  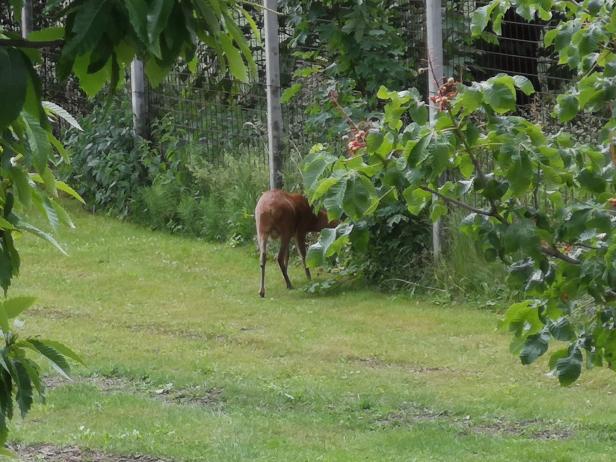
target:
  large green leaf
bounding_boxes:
[42,101,83,131]
[342,175,376,220]
[0,48,29,130]
[554,94,579,123]
[2,297,36,320]
[403,187,431,215]
[520,331,550,365]
[12,360,33,418]
[483,75,516,113]
[21,340,71,380]
[23,113,51,174]
[220,34,248,83]
[549,347,583,386]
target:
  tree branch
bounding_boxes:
[0,39,64,49]
[419,185,503,220]
[540,243,581,265]
[445,107,506,222]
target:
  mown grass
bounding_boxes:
[9,206,616,461]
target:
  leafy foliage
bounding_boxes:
[279,0,415,96]
[62,97,151,216]
[0,0,259,451]
[305,2,616,385]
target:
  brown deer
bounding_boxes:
[255,189,336,298]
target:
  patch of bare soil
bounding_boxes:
[13,443,171,462]
[462,418,574,440]
[374,404,573,440]
[126,323,207,341]
[344,355,475,376]
[27,306,76,320]
[150,383,224,407]
[43,375,224,409]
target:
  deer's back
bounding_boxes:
[255,190,312,239]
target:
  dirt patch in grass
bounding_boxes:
[345,355,470,375]
[374,404,573,440]
[126,323,208,341]
[43,375,224,409]
[27,306,77,320]
[13,443,171,461]
[150,383,224,407]
[463,419,574,440]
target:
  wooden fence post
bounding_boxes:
[131,59,149,139]
[426,0,444,258]
[264,0,284,190]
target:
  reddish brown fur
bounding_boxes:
[255,189,335,297]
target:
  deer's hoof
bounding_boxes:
[259,290,265,298]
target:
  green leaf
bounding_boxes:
[15,221,67,256]
[2,297,35,319]
[550,346,583,386]
[304,153,336,193]
[471,5,490,37]
[312,178,339,202]
[502,300,543,337]
[0,304,9,334]
[403,187,431,215]
[576,168,606,193]
[520,331,550,365]
[406,133,433,166]
[342,175,376,220]
[483,76,516,114]
[513,75,535,96]
[507,152,533,196]
[306,228,337,268]
[554,94,579,123]
[23,113,51,174]
[453,86,482,116]
[281,83,302,104]
[548,318,576,342]
[42,101,82,131]
[7,167,31,208]
[220,34,248,83]
[55,181,86,205]
[147,0,174,51]
[13,360,33,418]
[33,340,85,366]
[22,340,71,380]
[0,48,29,130]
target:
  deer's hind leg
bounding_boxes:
[296,232,311,280]
[258,234,267,298]
[277,235,293,289]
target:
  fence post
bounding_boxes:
[21,0,33,37]
[426,0,444,259]
[131,59,149,139]
[264,0,284,190]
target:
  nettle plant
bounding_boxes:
[305,0,616,385]
[0,0,257,451]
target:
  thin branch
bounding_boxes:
[419,185,502,219]
[328,91,360,131]
[0,38,63,48]
[540,243,581,265]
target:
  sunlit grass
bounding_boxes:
[9,206,616,461]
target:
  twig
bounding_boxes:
[383,278,448,293]
[328,91,360,131]
[419,185,501,219]
[540,243,581,265]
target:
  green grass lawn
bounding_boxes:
[9,207,616,461]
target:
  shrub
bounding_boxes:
[62,97,152,216]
